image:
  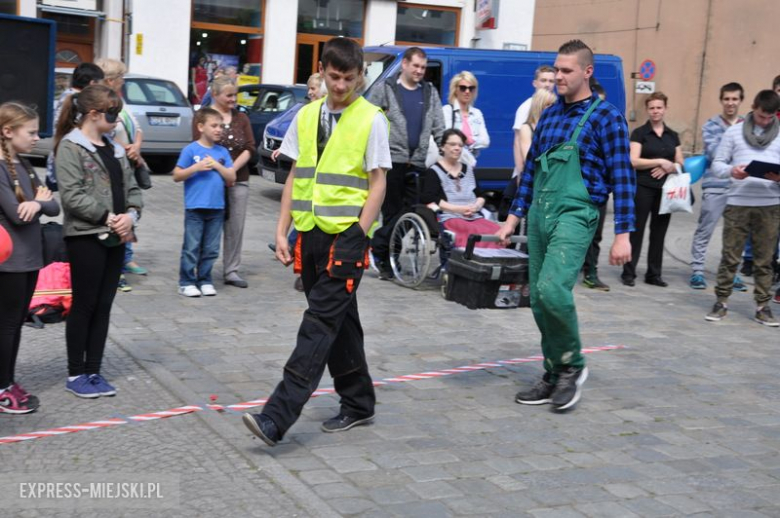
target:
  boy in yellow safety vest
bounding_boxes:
[243,38,391,446]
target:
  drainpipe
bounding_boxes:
[691,0,713,154]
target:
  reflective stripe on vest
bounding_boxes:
[290,96,382,234]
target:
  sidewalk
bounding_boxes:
[3,174,779,516]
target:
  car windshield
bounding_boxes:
[363,52,396,93]
[123,79,189,107]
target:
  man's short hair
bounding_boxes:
[402,47,427,62]
[534,65,556,80]
[71,63,105,89]
[321,38,364,74]
[719,82,744,100]
[644,91,668,107]
[753,90,780,114]
[773,75,780,90]
[558,39,594,68]
[194,107,223,126]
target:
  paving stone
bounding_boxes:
[406,480,463,500]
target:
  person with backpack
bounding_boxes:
[0,102,60,414]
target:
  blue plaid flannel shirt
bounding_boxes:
[511,94,636,234]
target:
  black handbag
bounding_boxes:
[134,164,153,190]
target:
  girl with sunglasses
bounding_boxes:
[0,102,60,414]
[442,71,490,166]
[54,84,144,399]
[421,129,501,249]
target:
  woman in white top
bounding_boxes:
[442,72,490,162]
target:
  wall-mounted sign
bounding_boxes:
[639,59,656,81]
[476,0,499,30]
[636,81,656,94]
[135,34,143,56]
[41,0,98,10]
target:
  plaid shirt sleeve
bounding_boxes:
[599,110,635,234]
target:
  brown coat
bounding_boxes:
[192,109,256,182]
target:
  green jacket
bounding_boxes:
[55,129,143,237]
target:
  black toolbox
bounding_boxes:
[443,235,529,310]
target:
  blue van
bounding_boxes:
[258,45,625,199]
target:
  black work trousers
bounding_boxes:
[371,163,421,261]
[0,271,38,388]
[65,235,124,376]
[622,183,671,283]
[262,225,376,438]
[583,203,607,277]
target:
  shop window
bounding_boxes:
[0,0,16,14]
[193,0,263,30]
[396,4,459,46]
[297,0,364,38]
[190,29,262,103]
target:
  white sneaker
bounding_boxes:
[178,285,201,297]
[200,284,217,296]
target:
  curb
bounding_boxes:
[110,331,340,518]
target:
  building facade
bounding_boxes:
[9,0,535,102]
[531,0,779,154]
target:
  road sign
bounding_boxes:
[636,81,656,94]
[639,60,656,81]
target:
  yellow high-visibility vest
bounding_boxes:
[291,96,381,234]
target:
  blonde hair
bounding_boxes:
[210,75,237,96]
[448,71,478,105]
[0,102,40,202]
[527,88,557,127]
[307,73,327,98]
[95,58,127,80]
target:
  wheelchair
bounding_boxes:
[387,204,448,288]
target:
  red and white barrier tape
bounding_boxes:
[0,345,624,445]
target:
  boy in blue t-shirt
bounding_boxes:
[174,107,236,297]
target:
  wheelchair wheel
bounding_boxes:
[441,272,454,300]
[389,212,435,288]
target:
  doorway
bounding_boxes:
[294,33,331,84]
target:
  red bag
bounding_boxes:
[28,262,72,324]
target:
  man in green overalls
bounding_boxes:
[498,40,636,412]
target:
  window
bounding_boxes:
[0,0,16,14]
[123,79,188,107]
[362,52,396,94]
[193,0,263,31]
[253,89,297,112]
[396,4,459,46]
[297,0,364,38]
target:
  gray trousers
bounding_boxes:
[223,181,249,278]
[690,189,728,275]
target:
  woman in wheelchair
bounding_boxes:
[421,129,502,249]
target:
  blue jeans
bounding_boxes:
[179,209,224,287]
[124,242,133,265]
[288,228,298,249]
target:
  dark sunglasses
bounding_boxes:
[458,85,476,93]
[99,107,121,123]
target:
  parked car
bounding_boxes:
[237,83,308,154]
[260,46,626,202]
[29,69,193,174]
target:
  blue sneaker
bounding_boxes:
[733,275,748,292]
[690,274,707,289]
[65,375,101,399]
[89,374,117,397]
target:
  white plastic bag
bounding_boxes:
[659,165,692,214]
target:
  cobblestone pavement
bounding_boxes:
[2,174,779,517]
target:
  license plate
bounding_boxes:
[261,169,276,182]
[148,116,179,127]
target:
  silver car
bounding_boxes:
[31,71,193,173]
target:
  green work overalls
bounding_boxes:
[526,98,602,381]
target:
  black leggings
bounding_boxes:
[0,271,38,389]
[65,235,124,377]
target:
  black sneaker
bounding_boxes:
[550,366,589,412]
[515,373,555,405]
[740,260,753,277]
[582,275,610,292]
[321,413,375,433]
[242,413,279,446]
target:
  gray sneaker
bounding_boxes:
[705,302,727,322]
[755,306,780,327]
